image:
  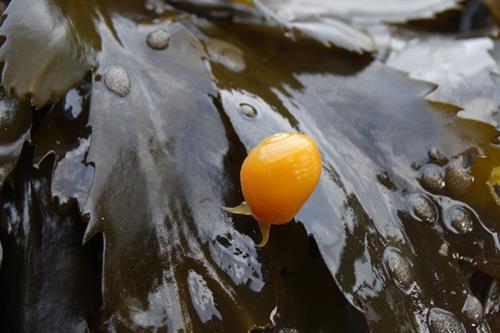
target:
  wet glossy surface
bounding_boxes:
[0,91,30,188]
[387,37,500,129]
[0,0,100,107]
[252,0,460,52]
[203,20,500,332]
[0,153,101,332]
[81,17,276,332]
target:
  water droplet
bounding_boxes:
[104,66,130,97]
[146,29,170,50]
[384,248,414,290]
[419,164,445,193]
[428,308,465,333]
[462,295,483,325]
[377,172,397,191]
[239,103,257,118]
[408,193,437,224]
[445,151,477,194]
[438,243,449,256]
[443,205,474,234]
[206,38,246,72]
[145,0,170,14]
[429,147,447,163]
[445,162,474,193]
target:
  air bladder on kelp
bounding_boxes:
[223,132,322,247]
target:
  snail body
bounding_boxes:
[224,132,322,246]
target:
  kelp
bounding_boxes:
[0,151,101,332]
[386,37,500,130]
[172,0,463,53]
[483,0,500,23]
[0,90,30,188]
[0,0,499,333]
[0,0,156,107]
[0,90,29,273]
[32,81,93,206]
[25,64,368,333]
[251,0,462,52]
[30,9,279,332]
[81,17,279,332]
[0,0,99,107]
[200,20,500,332]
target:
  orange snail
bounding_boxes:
[223,132,322,247]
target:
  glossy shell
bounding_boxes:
[240,132,322,224]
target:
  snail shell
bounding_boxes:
[224,132,321,246]
[241,132,322,224]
